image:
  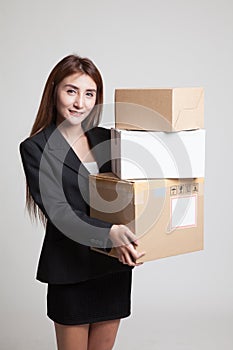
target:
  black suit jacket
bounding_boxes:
[20,122,132,284]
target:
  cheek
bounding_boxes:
[57,97,66,109]
[56,91,72,109]
[55,99,64,117]
[87,98,97,110]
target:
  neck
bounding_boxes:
[56,120,85,145]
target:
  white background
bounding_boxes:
[1,0,233,349]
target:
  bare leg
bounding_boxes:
[87,319,120,350]
[54,322,90,350]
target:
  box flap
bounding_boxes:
[173,87,204,130]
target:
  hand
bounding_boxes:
[109,225,146,267]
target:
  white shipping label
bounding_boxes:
[171,195,197,229]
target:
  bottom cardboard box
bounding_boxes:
[89,173,204,262]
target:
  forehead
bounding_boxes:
[60,73,97,89]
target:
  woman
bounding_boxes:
[20,54,145,350]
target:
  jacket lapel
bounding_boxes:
[43,122,107,177]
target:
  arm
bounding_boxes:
[20,138,112,249]
[20,138,145,264]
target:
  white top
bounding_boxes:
[83,161,99,174]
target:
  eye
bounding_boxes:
[67,89,77,95]
[86,92,95,98]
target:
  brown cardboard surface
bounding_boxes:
[115,87,204,132]
[89,173,204,262]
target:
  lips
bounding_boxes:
[69,109,85,117]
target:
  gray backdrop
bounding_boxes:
[1,0,233,349]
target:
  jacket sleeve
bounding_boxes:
[19,138,113,249]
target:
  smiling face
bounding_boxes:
[55,73,97,126]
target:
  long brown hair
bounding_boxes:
[26,54,104,224]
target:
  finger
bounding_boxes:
[123,251,137,267]
[136,251,146,259]
[120,254,127,265]
[118,255,123,263]
[116,246,138,266]
[125,231,137,245]
[129,247,146,263]
[125,243,142,260]
[117,248,127,265]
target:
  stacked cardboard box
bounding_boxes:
[115,87,204,132]
[89,88,205,262]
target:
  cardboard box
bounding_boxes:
[89,173,204,262]
[115,87,204,132]
[111,128,205,179]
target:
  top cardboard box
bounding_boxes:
[115,87,204,132]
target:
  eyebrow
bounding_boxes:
[64,84,97,92]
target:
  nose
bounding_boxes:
[74,93,84,109]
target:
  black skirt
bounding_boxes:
[47,270,132,325]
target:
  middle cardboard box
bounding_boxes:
[111,128,205,179]
[89,173,204,263]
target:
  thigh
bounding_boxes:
[88,319,120,350]
[54,322,90,350]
